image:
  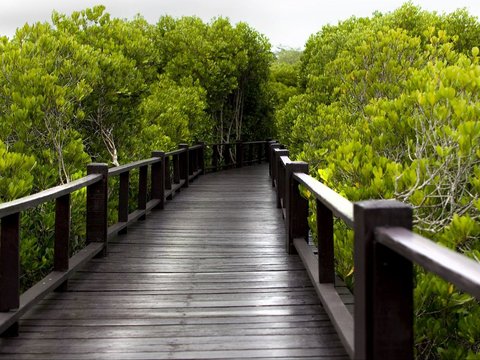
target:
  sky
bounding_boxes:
[1,1,480,49]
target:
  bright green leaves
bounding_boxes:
[139,76,211,155]
[0,20,98,185]
[0,141,35,202]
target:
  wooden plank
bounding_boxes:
[0,242,104,334]
[146,199,161,212]
[0,164,347,359]
[107,222,127,239]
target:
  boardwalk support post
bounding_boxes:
[270,143,281,186]
[274,149,289,209]
[0,212,20,336]
[118,171,129,234]
[199,142,205,174]
[316,199,335,284]
[236,141,244,168]
[87,163,109,257]
[354,200,413,360]
[179,144,189,188]
[54,193,71,291]
[138,165,148,220]
[152,151,165,210]
[285,161,309,254]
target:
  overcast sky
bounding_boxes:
[1,1,480,49]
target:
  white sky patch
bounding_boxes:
[1,0,480,48]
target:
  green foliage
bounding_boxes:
[0,7,274,293]
[0,141,35,201]
[139,76,212,154]
[154,16,274,142]
[276,3,480,358]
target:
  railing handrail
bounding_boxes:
[0,174,102,218]
[269,141,480,360]
[188,144,203,151]
[293,172,354,227]
[376,226,480,299]
[165,148,187,156]
[108,157,161,176]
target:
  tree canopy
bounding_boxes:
[0,5,274,290]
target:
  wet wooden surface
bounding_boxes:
[0,164,349,359]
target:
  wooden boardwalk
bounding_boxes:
[0,164,348,359]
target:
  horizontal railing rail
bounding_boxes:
[376,227,480,299]
[107,157,160,177]
[269,141,480,360]
[294,172,354,227]
[0,174,102,218]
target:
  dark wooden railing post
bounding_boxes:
[265,140,274,164]
[87,163,109,257]
[118,171,129,234]
[257,142,263,164]
[275,149,289,208]
[317,200,334,283]
[173,153,181,185]
[285,161,309,254]
[199,142,205,173]
[247,143,253,164]
[179,144,189,188]
[354,200,413,360]
[151,151,165,210]
[270,143,281,186]
[54,193,71,291]
[225,143,232,168]
[164,156,172,192]
[138,165,148,220]
[188,148,195,176]
[191,146,197,174]
[0,213,20,315]
[236,141,244,168]
[212,145,219,172]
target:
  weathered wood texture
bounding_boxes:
[0,164,348,359]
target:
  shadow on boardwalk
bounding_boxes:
[0,164,348,359]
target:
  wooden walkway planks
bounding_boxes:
[0,164,349,359]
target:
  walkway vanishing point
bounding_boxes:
[0,162,350,359]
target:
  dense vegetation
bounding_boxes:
[0,6,274,289]
[275,4,480,359]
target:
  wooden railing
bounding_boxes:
[0,141,268,337]
[269,141,480,360]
